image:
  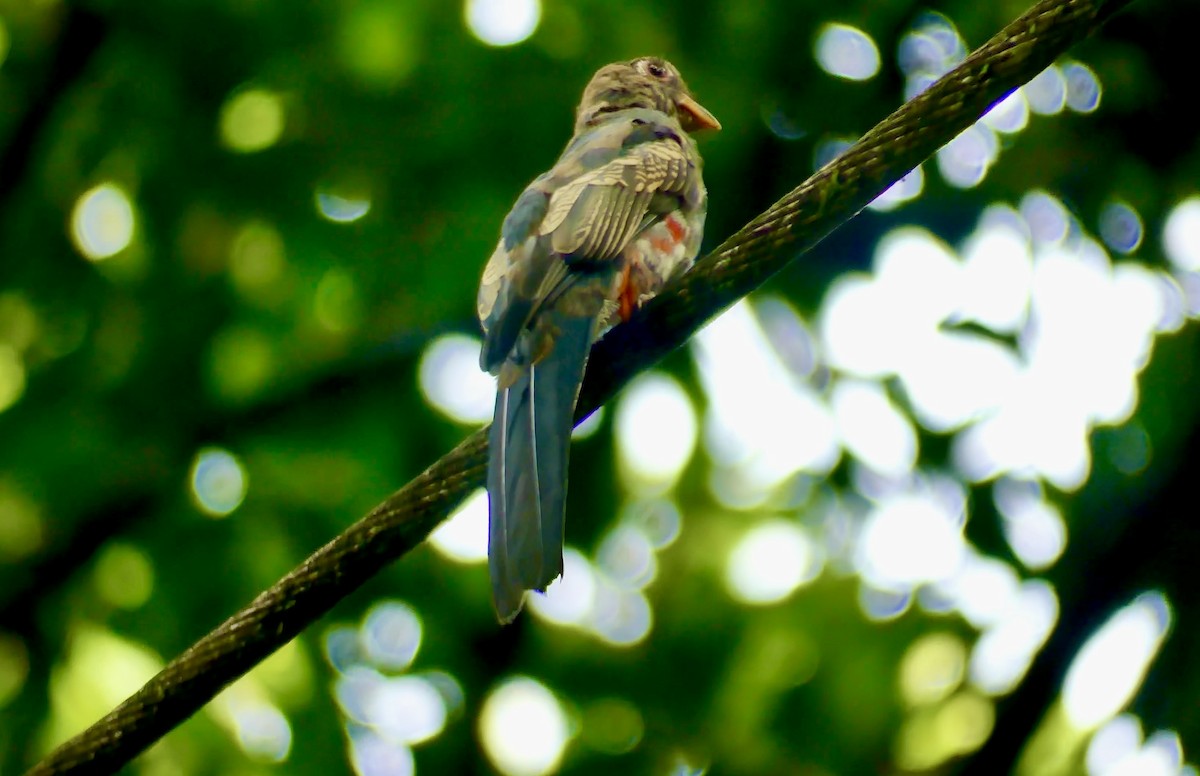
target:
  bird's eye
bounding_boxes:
[647,62,667,78]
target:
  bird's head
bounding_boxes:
[575,57,721,134]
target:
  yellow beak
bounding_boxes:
[677,93,722,132]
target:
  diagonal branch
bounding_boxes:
[26,0,1133,773]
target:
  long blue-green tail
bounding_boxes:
[488,316,594,622]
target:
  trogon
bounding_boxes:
[477,57,719,622]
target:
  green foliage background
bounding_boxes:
[1,0,1198,774]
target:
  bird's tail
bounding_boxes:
[488,316,594,623]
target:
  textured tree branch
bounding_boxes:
[26,0,1133,772]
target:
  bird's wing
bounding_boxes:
[478,114,696,373]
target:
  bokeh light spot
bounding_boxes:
[1099,201,1144,254]
[429,488,489,563]
[219,89,285,153]
[814,23,880,81]
[1063,592,1171,730]
[1087,714,1143,776]
[0,632,29,709]
[350,727,415,776]
[994,479,1066,571]
[233,703,292,762]
[189,447,248,517]
[466,0,541,46]
[615,372,697,491]
[93,542,154,609]
[418,334,495,424]
[897,12,965,79]
[316,188,372,224]
[479,677,570,776]
[596,525,656,590]
[582,697,644,754]
[366,675,447,744]
[983,89,1029,134]
[1062,61,1102,113]
[936,124,997,189]
[968,580,1059,695]
[726,520,819,604]
[832,379,917,477]
[857,492,965,590]
[1163,196,1200,271]
[529,548,596,626]
[314,267,363,333]
[229,221,286,296]
[589,585,653,646]
[70,183,135,261]
[899,632,967,707]
[0,344,25,414]
[361,601,422,671]
[1025,65,1067,115]
[339,4,418,89]
[869,166,925,212]
[0,478,43,560]
[208,325,275,402]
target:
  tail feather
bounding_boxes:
[488,316,594,623]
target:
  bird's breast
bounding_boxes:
[614,210,702,322]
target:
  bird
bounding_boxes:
[477,56,719,623]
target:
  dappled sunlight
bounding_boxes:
[479,677,571,776]
[694,300,839,507]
